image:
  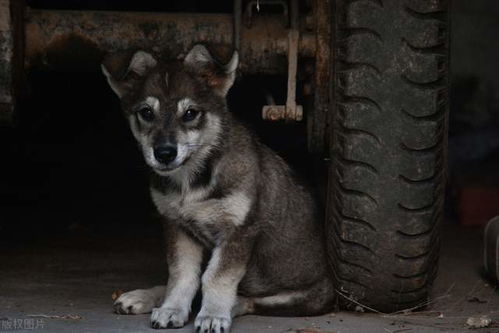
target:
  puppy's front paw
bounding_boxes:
[114,289,155,314]
[151,307,188,329]
[194,315,231,333]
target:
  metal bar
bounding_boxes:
[262,0,303,122]
[24,8,316,74]
[0,0,14,122]
[233,0,241,51]
[284,4,298,121]
[0,0,23,124]
[308,0,331,153]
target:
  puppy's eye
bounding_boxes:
[182,108,199,122]
[137,106,154,122]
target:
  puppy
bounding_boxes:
[102,44,335,332]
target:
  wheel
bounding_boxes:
[326,0,449,312]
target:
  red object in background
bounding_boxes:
[458,187,499,226]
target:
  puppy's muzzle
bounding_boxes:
[154,144,178,165]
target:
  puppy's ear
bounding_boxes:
[101,50,157,98]
[184,44,238,97]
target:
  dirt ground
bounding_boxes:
[1,222,498,333]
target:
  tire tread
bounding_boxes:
[327,0,449,312]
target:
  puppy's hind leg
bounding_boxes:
[234,279,336,317]
[114,286,166,315]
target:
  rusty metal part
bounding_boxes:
[0,0,24,124]
[262,104,302,121]
[262,85,302,122]
[244,0,288,28]
[0,2,330,134]
[0,0,13,113]
[307,0,331,153]
[284,0,300,121]
[24,8,316,74]
[261,0,303,122]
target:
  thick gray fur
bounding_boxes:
[102,45,335,333]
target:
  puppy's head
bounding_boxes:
[101,45,238,175]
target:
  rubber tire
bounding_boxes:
[326,0,449,312]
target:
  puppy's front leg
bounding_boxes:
[151,223,203,329]
[195,237,251,333]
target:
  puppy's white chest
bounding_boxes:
[150,187,251,227]
[151,187,207,220]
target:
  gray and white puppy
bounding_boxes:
[102,45,335,332]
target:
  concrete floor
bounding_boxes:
[1,223,499,333]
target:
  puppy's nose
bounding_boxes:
[154,145,177,165]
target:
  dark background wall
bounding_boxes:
[447,1,499,225]
[450,1,499,160]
